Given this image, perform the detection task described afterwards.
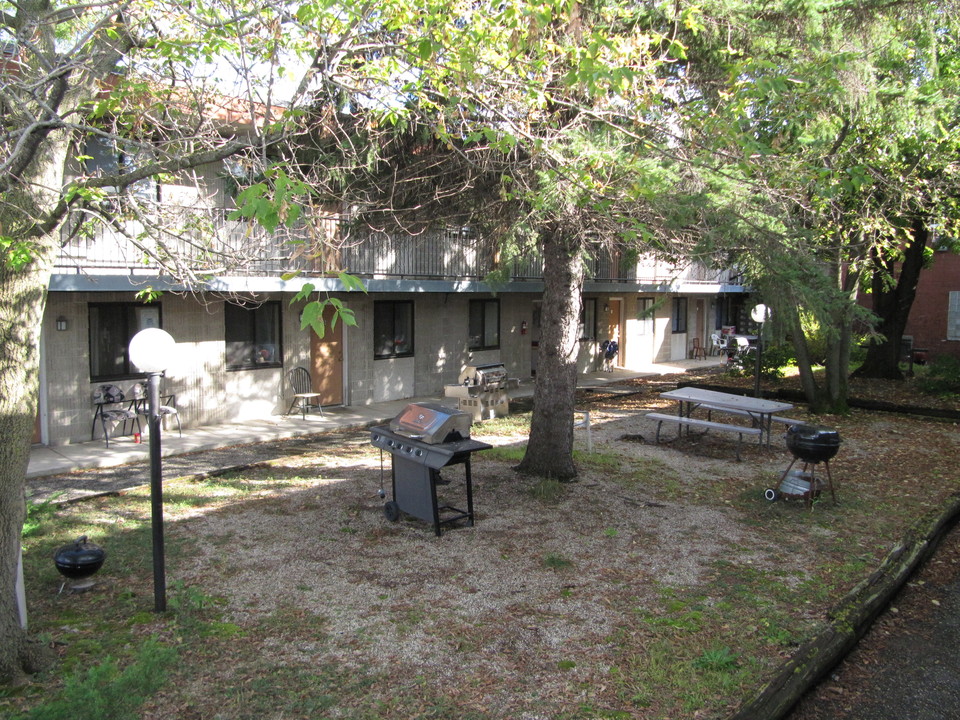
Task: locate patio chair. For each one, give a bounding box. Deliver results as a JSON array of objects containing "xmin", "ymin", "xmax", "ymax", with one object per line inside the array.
[
  {"xmin": 132, "ymin": 382, "xmax": 182, "ymax": 438},
  {"xmin": 286, "ymin": 367, "xmax": 324, "ymax": 419},
  {"xmin": 709, "ymin": 333, "xmax": 726, "ymax": 356},
  {"xmin": 734, "ymin": 336, "xmax": 755, "ymax": 358},
  {"xmin": 690, "ymin": 337, "xmax": 706, "ymax": 360},
  {"xmin": 91, "ymin": 384, "xmax": 140, "ymax": 448}
]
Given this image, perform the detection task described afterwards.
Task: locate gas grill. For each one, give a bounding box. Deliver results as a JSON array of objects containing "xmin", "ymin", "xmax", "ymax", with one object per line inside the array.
[
  {"xmin": 444, "ymin": 362, "xmax": 511, "ymax": 422},
  {"xmin": 371, "ymin": 402, "xmax": 492, "ymax": 536}
]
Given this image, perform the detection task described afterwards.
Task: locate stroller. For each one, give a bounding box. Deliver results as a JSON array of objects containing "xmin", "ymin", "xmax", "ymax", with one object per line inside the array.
[{"xmin": 600, "ymin": 339, "xmax": 619, "ymax": 372}]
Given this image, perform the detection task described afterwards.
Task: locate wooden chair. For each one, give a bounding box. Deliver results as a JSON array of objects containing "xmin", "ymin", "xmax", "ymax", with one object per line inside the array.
[
  {"xmin": 690, "ymin": 337, "xmax": 706, "ymax": 360},
  {"xmin": 286, "ymin": 367, "xmax": 324, "ymax": 419}
]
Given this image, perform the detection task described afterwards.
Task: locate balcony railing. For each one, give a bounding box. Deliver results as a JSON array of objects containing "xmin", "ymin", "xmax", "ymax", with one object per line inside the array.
[{"xmin": 55, "ymin": 206, "xmax": 739, "ymax": 286}]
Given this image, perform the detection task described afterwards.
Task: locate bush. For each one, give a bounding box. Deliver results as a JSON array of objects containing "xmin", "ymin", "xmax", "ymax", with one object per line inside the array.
[
  {"xmin": 16, "ymin": 639, "xmax": 177, "ymax": 720},
  {"xmin": 916, "ymin": 355, "xmax": 960, "ymax": 396},
  {"xmin": 726, "ymin": 342, "xmax": 794, "ymax": 380}
]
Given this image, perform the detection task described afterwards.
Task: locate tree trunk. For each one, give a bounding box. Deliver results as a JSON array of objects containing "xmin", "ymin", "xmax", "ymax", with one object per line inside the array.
[
  {"xmin": 785, "ymin": 304, "xmax": 830, "ymax": 412},
  {"xmin": 515, "ymin": 228, "xmax": 586, "ymax": 481},
  {"xmin": 0, "ymin": 257, "xmax": 57, "ymax": 684},
  {"xmin": 853, "ymin": 218, "xmax": 929, "ymax": 380}
]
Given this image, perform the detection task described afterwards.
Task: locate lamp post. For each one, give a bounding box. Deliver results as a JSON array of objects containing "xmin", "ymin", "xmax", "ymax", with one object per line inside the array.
[
  {"xmin": 128, "ymin": 328, "xmax": 176, "ymax": 612},
  {"xmin": 750, "ymin": 304, "xmax": 771, "ymax": 398}
]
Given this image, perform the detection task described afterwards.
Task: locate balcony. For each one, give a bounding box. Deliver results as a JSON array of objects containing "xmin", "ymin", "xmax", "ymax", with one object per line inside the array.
[{"xmin": 55, "ymin": 206, "xmax": 740, "ymax": 287}]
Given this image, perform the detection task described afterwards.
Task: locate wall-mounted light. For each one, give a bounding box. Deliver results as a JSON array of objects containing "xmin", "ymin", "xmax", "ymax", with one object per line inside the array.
[
  {"xmin": 55, "ymin": 316, "xmax": 68, "ymax": 331},
  {"xmin": 603, "ymin": 304, "xmax": 610, "ymax": 313}
]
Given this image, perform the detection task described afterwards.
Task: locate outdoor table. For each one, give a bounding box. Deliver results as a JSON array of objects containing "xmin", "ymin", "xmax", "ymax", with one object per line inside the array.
[{"xmin": 659, "ymin": 387, "xmax": 794, "ymax": 447}]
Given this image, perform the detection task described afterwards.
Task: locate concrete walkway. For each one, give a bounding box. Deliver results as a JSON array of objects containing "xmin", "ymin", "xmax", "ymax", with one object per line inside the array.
[{"xmin": 28, "ymin": 358, "xmax": 720, "ymax": 484}]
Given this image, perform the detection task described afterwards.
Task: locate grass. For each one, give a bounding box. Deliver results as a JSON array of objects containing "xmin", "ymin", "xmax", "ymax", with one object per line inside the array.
[{"xmin": 11, "ymin": 380, "xmax": 959, "ymax": 720}]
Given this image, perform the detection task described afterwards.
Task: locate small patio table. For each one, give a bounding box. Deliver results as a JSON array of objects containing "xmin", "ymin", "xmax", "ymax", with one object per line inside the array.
[{"xmin": 659, "ymin": 387, "xmax": 794, "ymax": 447}]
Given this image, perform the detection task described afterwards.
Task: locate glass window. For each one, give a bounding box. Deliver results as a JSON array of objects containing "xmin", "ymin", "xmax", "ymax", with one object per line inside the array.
[
  {"xmin": 88, "ymin": 303, "xmax": 162, "ymax": 381},
  {"xmin": 469, "ymin": 299, "xmax": 500, "ymax": 350},
  {"xmin": 949, "ymin": 292, "xmax": 960, "ymax": 341},
  {"xmin": 637, "ymin": 297, "xmax": 654, "ymax": 335},
  {"xmin": 672, "ymin": 297, "xmax": 688, "ymax": 334},
  {"xmin": 225, "ymin": 302, "xmax": 282, "ymax": 370},
  {"xmin": 374, "ymin": 301, "xmax": 414, "ymax": 359},
  {"xmin": 579, "ymin": 298, "xmax": 597, "ymax": 340}
]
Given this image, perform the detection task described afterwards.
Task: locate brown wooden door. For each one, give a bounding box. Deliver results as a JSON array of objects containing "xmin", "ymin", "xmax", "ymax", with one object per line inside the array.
[
  {"xmin": 309, "ymin": 305, "xmax": 344, "ymax": 407},
  {"xmin": 605, "ymin": 299, "xmax": 622, "ymax": 365}
]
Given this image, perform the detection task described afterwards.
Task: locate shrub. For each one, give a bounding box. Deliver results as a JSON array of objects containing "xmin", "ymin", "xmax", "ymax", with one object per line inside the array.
[
  {"xmin": 726, "ymin": 342, "xmax": 794, "ymax": 380},
  {"xmin": 916, "ymin": 355, "xmax": 960, "ymax": 396},
  {"xmin": 15, "ymin": 639, "xmax": 177, "ymax": 720}
]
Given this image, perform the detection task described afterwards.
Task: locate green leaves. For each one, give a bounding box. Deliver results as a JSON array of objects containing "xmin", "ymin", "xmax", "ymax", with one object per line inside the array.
[
  {"xmin": 0, "ymin": 236, "xmax": 37, "ymax": 271},
  {"xmin": 290, "ymin": 275, "xmax": 366, "ymax": 337},
  {"xmin": 228, "ymin": 168, "xmax": 309, "ymax": 232}
]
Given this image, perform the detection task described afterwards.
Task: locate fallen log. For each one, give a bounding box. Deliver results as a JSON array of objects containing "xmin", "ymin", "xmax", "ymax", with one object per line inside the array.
[{"xmin": 728, "ymin": 492, "xmax": 960, "ymax": 720}]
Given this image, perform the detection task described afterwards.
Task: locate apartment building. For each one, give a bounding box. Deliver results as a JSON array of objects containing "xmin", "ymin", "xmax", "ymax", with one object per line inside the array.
[{"xmin": 37, "ymin": 156, "xmax": 749, "ymax": 447}]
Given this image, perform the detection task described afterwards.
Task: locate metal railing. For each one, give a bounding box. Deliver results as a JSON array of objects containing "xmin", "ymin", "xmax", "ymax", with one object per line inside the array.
[{"xmin": 55, "ymin": 206, "xmax": 737, "ymax": 285}]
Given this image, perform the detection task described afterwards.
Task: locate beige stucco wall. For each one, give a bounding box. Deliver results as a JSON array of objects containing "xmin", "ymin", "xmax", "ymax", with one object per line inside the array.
[
  {"xmin": 39, "ymin": 288, "xmax": 716, "ymax": 446},
  {"xmin": 41, "ymin": 292, "xmax": 313, "ymax": 446}
]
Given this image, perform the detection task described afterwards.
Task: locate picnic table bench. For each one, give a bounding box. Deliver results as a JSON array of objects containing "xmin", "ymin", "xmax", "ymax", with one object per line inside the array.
[
  {"xmin": 698, "ymin": 404, "xmax": 802, "ymax": 429},
  {"xmin": 645, "ymin": 412, "xmax": 763, "ymax": 461}
]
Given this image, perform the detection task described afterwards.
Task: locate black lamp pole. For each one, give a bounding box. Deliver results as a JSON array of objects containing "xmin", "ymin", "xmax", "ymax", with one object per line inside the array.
[
  {"xmin": 146, "ymin": 371, "xmax": 166, "ymax": 612},
  {"xmin": 750, "ymin": 303, "xmax": 770, "ymax": 399},
  {"xmin": 754, "ymin": 324, "xmax": 764, "ymax": 398}
]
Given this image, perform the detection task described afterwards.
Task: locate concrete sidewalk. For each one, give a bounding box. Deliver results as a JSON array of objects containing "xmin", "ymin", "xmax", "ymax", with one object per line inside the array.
[{"xmin": 27, "ymin": 358, "xmax": 719, "ymax": 484}]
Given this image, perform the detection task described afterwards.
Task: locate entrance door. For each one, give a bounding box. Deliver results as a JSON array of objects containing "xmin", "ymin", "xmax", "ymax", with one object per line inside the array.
[
  {"xmin": 605, "ymin": 299, "xmax": 623, "ymax": 366},
  {"xmin": 695, "ymin": 300, "xmax": 705, "ymax": 353},
  {"xmin": 309, "ymin": 305, "xmax": 344, "ymax": 407}
]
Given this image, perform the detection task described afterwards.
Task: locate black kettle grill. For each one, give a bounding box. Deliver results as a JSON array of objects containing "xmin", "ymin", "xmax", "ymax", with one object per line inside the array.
[
  {"xmin": 766, "ymin": 424, "xmax": 841, "ymax": 507},
  {"xmin": 785, "ymin": 424, "xmax": 841, "ymax": 464},
  {"xmin": 54, "ymin": 535, "xmax": 106, "ymax": 592}
]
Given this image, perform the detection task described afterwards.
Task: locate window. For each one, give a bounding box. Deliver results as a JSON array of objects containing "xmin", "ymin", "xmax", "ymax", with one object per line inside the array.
[
  {"xmin": 637, "ymin": 297, "xmax": 655, "ymax": 335},
  {"xmin": 579, "ymin": 298, "xmax": 597, "ymax": 340},
  {"xmin": 949, "ymin": 292, "xmax": 960, "ymax": 341},
  {"xmin": 88, "ymin": 303, "xmax": 162, "ymax": 381},
  {"xmin": 225, "ymin": 302, "xmax": 282, "ymax": 370},
  {"xmin": 469, "ymin": 299, "xmax": 500, "ymax": 350},
  {"xmin": 672, "ymin": 297, "xmax": 688, "ymax": 333},
  {"xmin": 83, "ymin": 136, "xmax": 158, "ymax": 202},
  {"xmin": 374, "ymin": 301, "xmax": 414, "ymax": 359}
]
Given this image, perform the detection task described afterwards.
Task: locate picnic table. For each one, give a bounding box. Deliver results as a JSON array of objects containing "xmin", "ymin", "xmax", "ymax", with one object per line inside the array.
[
  {"xmin": 656, "ymin": 387, "xmax": 795, "ymax": 448},
  {"xmin": 660, "ymin": 387, "xmax": 796, "ymax": 445}
]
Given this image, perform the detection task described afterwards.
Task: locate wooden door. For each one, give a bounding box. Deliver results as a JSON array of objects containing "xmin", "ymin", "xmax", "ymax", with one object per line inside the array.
[
  {"xmin": 605, "ymin": 299, "xmax": 622, "ymax": 366},
  {"xmin": 309, "ymin": 305, "xmax": 344, "ymax": 407}
]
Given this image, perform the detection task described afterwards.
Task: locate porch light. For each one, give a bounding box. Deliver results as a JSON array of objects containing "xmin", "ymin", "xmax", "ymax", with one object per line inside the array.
[
  {"xmin": 55, "ymin": 316, "xmax": 68, "ymax": 331},
  {"xmin": 128, "ymin": 327, "xmax": 176, "ymax": 612}
]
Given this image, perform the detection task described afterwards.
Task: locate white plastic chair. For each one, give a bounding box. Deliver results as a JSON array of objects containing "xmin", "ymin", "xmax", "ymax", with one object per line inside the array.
[{"xmin": 710, "ymin": 333, "xmax": 726, "ymax": 356}]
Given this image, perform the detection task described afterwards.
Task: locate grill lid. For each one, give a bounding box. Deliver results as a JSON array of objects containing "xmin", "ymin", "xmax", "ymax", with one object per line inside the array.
[
  {"xmin": 389, "ymin": 402, "xmax": 472, "ymax": 444},
  {"xmin": 458, "ymin": 363, "xmax": 507, "ymax": 388},
  {"xmin": 54, "ymin": 535, "xmax": 106, "ymax": 580},
  {"xmin": 786, "ymin": 424, "xmax": 841, "ymax": 463}
]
